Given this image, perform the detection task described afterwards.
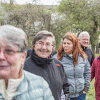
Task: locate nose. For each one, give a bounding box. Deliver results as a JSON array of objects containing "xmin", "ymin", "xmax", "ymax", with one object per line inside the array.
[
  {"xmin": 84, "ymin": 39, "xmax": 89, "ymax": 42},
  {"xmin": 0, "ymin": 51, "xmax": 6, "ymax": 60},
  {"xmin": 42, "ymin": 44, "xmax": 47, "ymax": 49},
  {"xmin": 64, "ymin": 43, "xmax": 68, "ymax": 46},
  {"xmin": 86, "ymin": 40, "xmax": 89, "ymax": 43}
]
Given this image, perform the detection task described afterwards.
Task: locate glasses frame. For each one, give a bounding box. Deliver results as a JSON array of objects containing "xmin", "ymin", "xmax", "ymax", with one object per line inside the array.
[{"xmin": 35, "ymin": 41, "xmax": 53, "ymax": 48}]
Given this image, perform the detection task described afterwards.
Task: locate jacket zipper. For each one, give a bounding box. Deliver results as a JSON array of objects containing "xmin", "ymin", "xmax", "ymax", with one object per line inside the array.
[{"xmin": 74, "ymin": 66, "xmax": 77, "ymax": 93}]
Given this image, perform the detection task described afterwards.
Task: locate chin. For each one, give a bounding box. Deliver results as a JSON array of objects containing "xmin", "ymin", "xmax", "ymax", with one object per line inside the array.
[
  {"xmin": 64, "ymin": 50, "xmax": 68, "ymax": 52},
  {"xmin": 0, "ymin": 72, "xmax": 10, "ymax": 78},
  {"xmin": 41, "ymin": 56, "xmax": 48, "ymax": 58},
  {"xmin": 84, "ymin": 45, "xmax": 88, "ymax": 47}
]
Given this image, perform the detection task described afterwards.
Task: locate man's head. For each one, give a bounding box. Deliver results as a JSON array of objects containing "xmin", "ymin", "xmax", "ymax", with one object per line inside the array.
[
  {"xmin": 32, "ymin": 31, "xmax": 55, "ymax": 58},
  {"xmin": 79, "ymin": 31, "xmax": 90, "ymax": 47}
]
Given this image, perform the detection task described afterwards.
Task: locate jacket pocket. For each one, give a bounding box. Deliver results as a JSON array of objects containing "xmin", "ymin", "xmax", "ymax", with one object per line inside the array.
[{"xmin": 76, "ymin": 79, "xmax": 84, "ymax": 93}]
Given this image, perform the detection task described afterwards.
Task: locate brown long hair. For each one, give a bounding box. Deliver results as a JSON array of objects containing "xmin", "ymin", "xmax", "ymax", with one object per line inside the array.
[{"xmin": 57, "ymin": 32, "xmax": 86, "ymax": 66}]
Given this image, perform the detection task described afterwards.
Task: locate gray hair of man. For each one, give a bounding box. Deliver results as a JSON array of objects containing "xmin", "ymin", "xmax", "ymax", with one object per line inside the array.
[
  {"xmin": 32, "ymin": 30, "xmax": 56, "ymax": 52},
  {"xmin": 78, "ymin": 31, "xmax": 90, "ymax": 40},
  {"xmin": 0, "ymin": 25, "xmax": 28, "ymax": 52}
]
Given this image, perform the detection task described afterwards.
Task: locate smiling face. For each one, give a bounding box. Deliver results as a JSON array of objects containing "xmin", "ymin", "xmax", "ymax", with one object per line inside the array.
[
  {"xmin": 63, "ymin": 38, "xmax": 73, "ymax": 53},
  {"xmin": 34, "ymin": 36, "xmax": 53, "ymax": 58},
  {"xmin": 0, "ymin": 39, "xmax": 27, "ymax": 79},
  {"xmin": 79, "ymin": 35, "xmax": 89, "ymax": 47}
]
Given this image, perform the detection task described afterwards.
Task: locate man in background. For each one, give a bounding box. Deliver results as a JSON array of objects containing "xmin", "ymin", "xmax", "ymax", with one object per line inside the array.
[{"xmin": 79, "ymin": 31, "xmax": 95, "ymax": 66}]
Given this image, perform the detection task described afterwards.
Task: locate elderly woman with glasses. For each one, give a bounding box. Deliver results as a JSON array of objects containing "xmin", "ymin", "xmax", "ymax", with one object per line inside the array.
[
  {"xmin": 24, "ymin": 31, "xmax": 70, "ymax": 100},
  {"xmin": 0, "ymin": 25, "xmax": 54, "ymax": 100}
]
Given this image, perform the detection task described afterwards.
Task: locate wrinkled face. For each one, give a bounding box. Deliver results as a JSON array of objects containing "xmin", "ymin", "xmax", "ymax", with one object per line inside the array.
[
  {"xmin": 0, "ymin": 39, "xmax": 27, "ymax": 79},
  {"xmin": 79, "ymin": 35, "xmax": 89, "ymax": 47},
  {"xmin": 34, "ymin": 36, "xmax": 53, "ymax": 58},
  {"xmin": 63, "ymin": 38, "xmax": 73, "ymax": 53}
]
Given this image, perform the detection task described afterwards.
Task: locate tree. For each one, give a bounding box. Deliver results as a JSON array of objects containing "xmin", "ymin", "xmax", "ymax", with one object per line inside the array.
[
  {"xmin": 10, "ymin": 0, "xmax": 14, "ymax": 5},
  {"xmin": 58, "ymin": 0, "xmax": 100, "ymax": 53},
  {"xmin": 2, "ymin": 3, "xmax": 56, "ymax": 48}
]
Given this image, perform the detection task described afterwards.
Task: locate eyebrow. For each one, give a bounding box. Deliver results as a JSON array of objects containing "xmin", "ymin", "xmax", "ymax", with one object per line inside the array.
[
  {"xmin": 6, "ymin": 45, "xmax": 13, "ymax": 48},
  {"xmin": 38, "ymin": 40, "xmax": 43, "ymax": 42},
  {"xmin": 38, "ymin": 40, "xmax": 52, "ymax": 43},
  {"xmin": 5, "ymin": 45, "xmax": 17, "ymax": 50}
]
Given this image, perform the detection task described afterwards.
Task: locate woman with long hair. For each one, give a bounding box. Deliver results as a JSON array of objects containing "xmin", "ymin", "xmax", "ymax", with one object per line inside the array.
[{"xmin": 54, "ymin": 32, "xmax": 91, "ymax": 100}]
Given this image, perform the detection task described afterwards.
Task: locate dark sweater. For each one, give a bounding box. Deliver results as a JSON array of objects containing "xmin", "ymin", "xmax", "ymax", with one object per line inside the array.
[{"xmin": 81, "ymin": 45, "xmax": 95, "ymax": 66}]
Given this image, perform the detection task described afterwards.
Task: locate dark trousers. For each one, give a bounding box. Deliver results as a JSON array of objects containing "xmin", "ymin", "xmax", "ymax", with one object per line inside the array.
[{"xmin": 70, "ymin": 93, "xmax": 86, "ymax": 100}]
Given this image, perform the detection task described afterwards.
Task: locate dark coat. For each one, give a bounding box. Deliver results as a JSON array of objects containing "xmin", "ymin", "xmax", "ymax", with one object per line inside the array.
[
  {"xmin": 24, "ymin": 50, "xmax": 70, "ymax": 100},
  {"xmin": 91, "ymin": 56, "xmax": 100, "ymax": 100},
  {"xmin": 51, "ymin": 50, "xmax": 57, "ymax": 56},
  {"xmin": 81, "ymin": 45, "xmax": 95, "ymax": 66},
  {"xmin": 26, "ymin": 48, "xmax": 32, "ymax": 58}
]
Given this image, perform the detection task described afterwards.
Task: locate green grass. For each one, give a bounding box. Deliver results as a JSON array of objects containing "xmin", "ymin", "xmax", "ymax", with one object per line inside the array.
[
  {"xmin": 86, "ymin": 79, "xmax": 95, "ymax": 100},
  {"xmin": 95, "ymin": 54, "xmax": 99, "ymax": 57},
  {"xmin": 86, "ymin": 54, "xmax": 99, "ymax": 100}
]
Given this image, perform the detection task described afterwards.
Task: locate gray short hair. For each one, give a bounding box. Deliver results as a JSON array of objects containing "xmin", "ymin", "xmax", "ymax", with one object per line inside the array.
[
  {"xmin": 32, "ymin": 30, "xmax": 55, "ymax": 52},
  {"xmin": 0, "ymin": 25, "xmax": 28, "ymax": 52},
  {"xmin": 78, "ymin": 31, "xmax": 90, "ymax": 39}
]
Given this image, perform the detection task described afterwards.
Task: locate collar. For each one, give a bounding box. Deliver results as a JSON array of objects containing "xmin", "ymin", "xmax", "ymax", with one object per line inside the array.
[
  {"xmin": 0, "ymin": 71, "xmax": 24, "ymax": 99},
  {"xmin": 63, "ymin": 52, "xmax": 73, "ymax": 58},
  {"xmin": 68, "ymin": 53, "xmax": 73, "ymax": 58},
  {"xmin": 81, "ymin": 45, "xmax": 87, "ymax": 50},
  {"xmin": 31, "ymin": 50, "xmax": 53, "ymax": 68}
]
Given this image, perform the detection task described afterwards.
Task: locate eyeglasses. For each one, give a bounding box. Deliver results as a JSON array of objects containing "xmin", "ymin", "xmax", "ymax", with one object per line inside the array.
[
  {"xmin": 82, "ymin": 39, "xmax": 89, "ymax": 41},
  {"xmin": 0, "ymin": 49, "xmax": 22, "ymax": 56},
  {"xmin": 35, "ymin": 41, "xmax": 53, "ymax": 48}
]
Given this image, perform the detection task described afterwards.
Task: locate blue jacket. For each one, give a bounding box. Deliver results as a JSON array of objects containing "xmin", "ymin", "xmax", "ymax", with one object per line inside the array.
[
  {"xmin": 0, "ymin": 71, "xmax": 55, "ymax": 100},
  {"xmin": 54, "ymin": 54, "xmax": 91, "ymax": 98}
]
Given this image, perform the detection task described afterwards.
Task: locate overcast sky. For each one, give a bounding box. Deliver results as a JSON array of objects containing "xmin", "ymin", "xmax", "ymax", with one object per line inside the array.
[{"xmin": 14, "ymin": 0, "xmax": 61, "ymax": 5}]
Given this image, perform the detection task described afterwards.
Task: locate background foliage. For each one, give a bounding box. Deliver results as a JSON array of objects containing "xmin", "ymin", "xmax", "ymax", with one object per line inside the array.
[
  {"xmin": 87, "ymin": 78, "xmax": 95, "ymax": 100},
  {"xmin": 0, "ymin": 0, "xmax": 100, "ymax": 52},
  {"xmin": 57, "ymin": 0, "xmax": 100, "ymax": 53}
]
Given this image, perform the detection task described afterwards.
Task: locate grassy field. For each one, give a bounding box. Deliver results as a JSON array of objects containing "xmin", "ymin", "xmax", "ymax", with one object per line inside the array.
[
  {"xmin": 86, "ymin": 79, "xmax": 95, "ymax": 100},
  {"xmin": 86, "ymin": 54, "xmax": 99, "ymax": 100}
]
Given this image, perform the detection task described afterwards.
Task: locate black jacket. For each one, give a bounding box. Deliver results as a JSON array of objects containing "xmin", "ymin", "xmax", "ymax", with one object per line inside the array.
[
  {"xmin": 24, "ymin": 50, "xmax": 70, "ymax": 100},
  {"xmin": 26, "ymin": 48, "xmax": 32, "ymax": 58},
  {"xmin": 81, "ymin": 45, "xmax": 95, "ymax": 66},
  {"xmin": 51, "ymin": 50, "xmax": 57, "ymax": 56}
]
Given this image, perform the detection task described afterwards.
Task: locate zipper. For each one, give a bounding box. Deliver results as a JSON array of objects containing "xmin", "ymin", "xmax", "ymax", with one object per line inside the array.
[{"xmin": 74, "ymin": 66, "xmax": 77, "ymax": 93}]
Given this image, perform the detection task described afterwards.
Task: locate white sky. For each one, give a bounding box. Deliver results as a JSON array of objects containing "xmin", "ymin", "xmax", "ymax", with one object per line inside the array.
[{"xmin": 14, "ymin": 0, "xmax": 61, "ymax": 5}]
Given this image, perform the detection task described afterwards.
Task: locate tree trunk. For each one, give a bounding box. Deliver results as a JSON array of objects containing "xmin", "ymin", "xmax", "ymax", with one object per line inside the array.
[
  {"xmin": 96, "ymin": 45, "xmax": 99, "ymax": 54},
  {"xmin": 91, "ymin": 45, "xmax": 95, "ymax": 54},
  {"xmin": 10, "ymin": 0, "xmax": 13, "ymax": 5}
]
